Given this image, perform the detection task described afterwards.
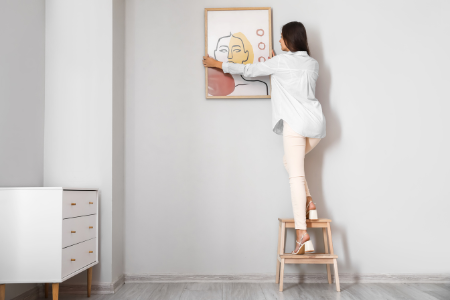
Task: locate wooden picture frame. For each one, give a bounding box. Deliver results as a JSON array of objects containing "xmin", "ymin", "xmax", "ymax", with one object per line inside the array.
[{"xmin": 204, "ymin": 7, "xmax": 273, "ymax": 99}]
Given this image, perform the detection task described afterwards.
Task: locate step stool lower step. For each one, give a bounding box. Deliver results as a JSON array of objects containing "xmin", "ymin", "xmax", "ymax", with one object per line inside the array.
[{"xmin": 278, "ymin": 253, "xmax": 338, "ymax": 264}]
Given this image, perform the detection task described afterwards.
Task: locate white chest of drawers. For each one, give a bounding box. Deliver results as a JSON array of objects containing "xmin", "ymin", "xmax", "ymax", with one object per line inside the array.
[{"xmin": 0, "ymin": 187, "xmax": 99, "ymax": 300}]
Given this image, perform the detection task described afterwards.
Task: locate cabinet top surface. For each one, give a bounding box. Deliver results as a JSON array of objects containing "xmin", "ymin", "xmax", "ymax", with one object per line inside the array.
[{"xmin": 0, "ymin": 187, "xmax": 99, "ymax": 191}]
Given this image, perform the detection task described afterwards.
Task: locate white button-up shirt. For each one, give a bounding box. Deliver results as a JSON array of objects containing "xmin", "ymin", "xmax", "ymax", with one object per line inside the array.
[{"xmin": 222, "ymin": 51, "xmax": 326, "ymax": 138}]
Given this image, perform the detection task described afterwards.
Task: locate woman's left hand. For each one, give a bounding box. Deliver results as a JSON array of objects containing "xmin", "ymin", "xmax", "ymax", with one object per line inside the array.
[{"xmin": 203, "ymin": 54, "xmax": 220, "ymax": 68}]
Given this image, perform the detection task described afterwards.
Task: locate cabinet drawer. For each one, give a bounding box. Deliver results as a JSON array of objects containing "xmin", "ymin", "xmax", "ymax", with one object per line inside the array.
[
  {"xmin": 62, "ymin": 215, "xmax": 97, "ymax": 248},
  {"xmin": 62, "ymin": 238, "xmax": 96, "ymax": 278},
  {"xmin": 63, "ymin": 190, "xmax": 97, "ymax": 218}
]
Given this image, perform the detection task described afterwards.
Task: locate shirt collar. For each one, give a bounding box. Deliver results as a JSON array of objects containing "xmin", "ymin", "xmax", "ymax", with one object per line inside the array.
[{"xmin": 286, "ymin": 50, "xmax": 308, "ymax": 56}]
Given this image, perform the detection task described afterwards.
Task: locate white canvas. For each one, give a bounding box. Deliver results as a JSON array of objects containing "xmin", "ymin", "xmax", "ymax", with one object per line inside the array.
[{"xmin": 206, "ymin": 9, "xmax": 272, "ymax": 97}]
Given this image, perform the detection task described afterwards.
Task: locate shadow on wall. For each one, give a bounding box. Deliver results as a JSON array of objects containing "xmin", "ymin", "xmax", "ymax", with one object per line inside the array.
[{"xmin": 302, "ymin": 28, "xmax": 356, "ymax": 275}]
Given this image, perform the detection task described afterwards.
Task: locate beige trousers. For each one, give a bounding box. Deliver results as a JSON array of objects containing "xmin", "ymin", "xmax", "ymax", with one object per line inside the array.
[{"xmin": 282, "ymin": 120, "xmax": 322, "ymax": 230}]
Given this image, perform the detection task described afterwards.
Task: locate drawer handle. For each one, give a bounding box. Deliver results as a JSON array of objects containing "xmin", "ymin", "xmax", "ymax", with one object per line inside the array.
[
  {"xmin": 71, "ymin": 231, "xmax": 76, "ymax": 233},
  {"xmin": 71, "ymin": 259, "xmax": 76, "ymax": 261},
  {"xmin": 71, "ymin": 203, "xmax": 76, "ymax": 206},
  {"xmin": 89, "ymin": 251, "xmax": 93, "ymax": 253},
  {"xmin": 89, "ymin": 202, "xmax": 94, "ymax": 204},
  {"xmin": 89, "ymin": 226, "xmax": 93, "ymax": 229}
]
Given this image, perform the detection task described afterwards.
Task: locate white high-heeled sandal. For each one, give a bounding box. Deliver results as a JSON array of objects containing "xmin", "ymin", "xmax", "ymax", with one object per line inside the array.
[
  {"xmin": 291, "ymin": 233, "xmax": 315, "ymax": 255},
  {"xmin": 306, "ymin": 198, "xmax": 318, "ymax": 220}
]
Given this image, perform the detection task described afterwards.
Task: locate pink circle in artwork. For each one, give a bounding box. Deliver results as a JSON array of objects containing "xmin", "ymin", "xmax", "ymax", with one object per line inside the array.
[
  {"xmin": 258, "ymin": 42, "xmax": 265, "ymax": 50},
  {"xmin": 256, "ymin": 29, "xmax": 264, "ymax": 36},
  {"xmin": 258, "ymin": 56, "xmax": 266, "ymax": 62},
  {"xmin": 208, "ymin": 67, "xmax": 235, "ymax": 96}
]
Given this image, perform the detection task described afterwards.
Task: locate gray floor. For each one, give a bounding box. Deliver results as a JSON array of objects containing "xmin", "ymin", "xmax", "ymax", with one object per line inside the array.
[{"xmin": 40, "ymin": 282, "xmax": 450, "ymax": 300}]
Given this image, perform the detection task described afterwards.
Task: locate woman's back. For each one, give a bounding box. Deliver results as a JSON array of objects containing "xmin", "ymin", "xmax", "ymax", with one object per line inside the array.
[
  {"xmin": 273, "ymin": 51, "xmax": 320, "ymax": 103},
  {"xmin": 268, "ymin": 51, "xmax": 325, "ymax": 138}
]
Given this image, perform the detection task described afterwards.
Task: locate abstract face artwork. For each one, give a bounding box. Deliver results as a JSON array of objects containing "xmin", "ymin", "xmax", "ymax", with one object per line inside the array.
[
  {"xmin": 214, "ymin": 33, "xmax": 252, "ymax": 65},
  {"xmin": 205, "ymin": 8, "xmax": 272, "ymax": 98}
]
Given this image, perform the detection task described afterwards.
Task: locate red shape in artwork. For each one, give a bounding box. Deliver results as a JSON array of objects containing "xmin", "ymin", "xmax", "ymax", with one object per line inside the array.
[{"xmin": 208, "ymin": 67, "xmax": 235, "ymax": 96}]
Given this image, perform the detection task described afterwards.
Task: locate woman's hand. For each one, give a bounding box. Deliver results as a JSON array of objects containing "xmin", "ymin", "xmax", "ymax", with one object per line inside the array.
[
  {"xmin": 270, "ymin": 49, "xmax": 276, "ymax": 58},
  {"xmin": 203, "ymin": 54, "xmax": 222, "ymax": 69}
]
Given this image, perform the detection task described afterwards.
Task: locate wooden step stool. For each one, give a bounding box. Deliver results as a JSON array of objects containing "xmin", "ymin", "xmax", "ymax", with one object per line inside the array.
[{"xmin": 276, "ymin": 218, "xmax": 340, "ymax": 292}]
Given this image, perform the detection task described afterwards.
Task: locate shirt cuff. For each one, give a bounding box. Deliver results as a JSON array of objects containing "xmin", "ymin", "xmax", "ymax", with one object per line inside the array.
[{"xmin": 222, "ymin": 62, "xmax": 230, "ymax": 73}]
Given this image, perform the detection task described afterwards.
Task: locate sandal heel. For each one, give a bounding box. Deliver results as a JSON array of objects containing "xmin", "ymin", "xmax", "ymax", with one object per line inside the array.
[
  {"xmin": 304, "ymin": 240, "xmax": 314, "ymax": 253},
  {"xmin": 308, "ymin": 210, "xmax": 318, "ymax": 220}
]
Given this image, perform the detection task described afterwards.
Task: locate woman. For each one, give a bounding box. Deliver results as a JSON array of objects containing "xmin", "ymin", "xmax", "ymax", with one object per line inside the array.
[{"xmin": 202, "ymin": 21, "xmax": 326, "ymax": 255}]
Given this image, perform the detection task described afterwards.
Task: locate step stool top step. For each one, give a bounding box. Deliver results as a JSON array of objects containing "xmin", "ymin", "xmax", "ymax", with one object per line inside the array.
[
  {"xmin": 279, "ymin": 253, "xmax": 338, "ymax": 259},
  {"xmin": 278, "ymin": 218, "xmax": 331, "ymax": 223}
]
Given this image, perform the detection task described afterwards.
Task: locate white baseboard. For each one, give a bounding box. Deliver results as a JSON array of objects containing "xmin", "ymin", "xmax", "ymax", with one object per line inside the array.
[
  {"xmin": 124, "ymin": 273, "xmax": 450, "ymax": 284},
  {"xmin": 13, "ymin": 272, "xmax": 449, "ymax": 299},
  {"xmin": 113, "ymin": 274, "xmax": 125, "ymax": 293}
]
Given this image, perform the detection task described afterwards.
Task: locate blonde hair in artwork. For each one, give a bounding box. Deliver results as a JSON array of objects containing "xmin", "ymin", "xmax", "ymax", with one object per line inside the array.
[{"xmin": 230, "ymin": 32, "xmax": 254, "ymax": 64}]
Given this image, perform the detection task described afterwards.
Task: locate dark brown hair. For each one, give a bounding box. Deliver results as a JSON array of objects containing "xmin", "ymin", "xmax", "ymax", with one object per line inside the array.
[{"xmin": 281, "ymin": 21, "xmax": 310, "ymax": 55}]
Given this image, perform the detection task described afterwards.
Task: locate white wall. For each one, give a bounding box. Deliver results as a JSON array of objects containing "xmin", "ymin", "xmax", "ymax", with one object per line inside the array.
[
  {"xmin": 0, "ymin": 0, "xmax": 45, "ymax": 298},
  {"xmin": 45, "ymin": 0, "xmax": 124, "ymax": 285},
  {"xmin": 0, "ymin": 0, "xmax": 45, "ymax": 187},
  {"xmin": 124, "ymin": 0, "xmax": 450, "ymax": 276}
]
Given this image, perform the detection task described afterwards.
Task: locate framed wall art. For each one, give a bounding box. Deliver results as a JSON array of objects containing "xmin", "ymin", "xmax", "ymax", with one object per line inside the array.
[{"xmin": 205, "ymin": 7, "xmax": 273, "ymax": 99}]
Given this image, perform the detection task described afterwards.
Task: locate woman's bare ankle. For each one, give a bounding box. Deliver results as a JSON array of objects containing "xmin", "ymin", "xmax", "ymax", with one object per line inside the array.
[
  {"xmin": 294, "ymin": 229, "xmax": 309, "ymax": 252},
  {"xmin": 296, "ymin": 229, "xmax": 309, "ymax": 242},
  {"xmin": 306, "ymin": 196, "xmax": 316, "ymax": 210}
]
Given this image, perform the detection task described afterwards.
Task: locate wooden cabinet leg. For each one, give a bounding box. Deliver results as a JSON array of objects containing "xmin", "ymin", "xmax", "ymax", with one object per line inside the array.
[
  {"xmin": 333, "ymin": 259, "xmax": 340, "ymax": 292},
  {"xmin": 45, "ymin": 283, "xmax": 49, "ymax": 298},
  {"xmin": 52, "ymin": 283, "xmax": 59, "ymax": 300},
  {"xmin": 87, "ymin": 267, "xmax": 93, "ymax": 297},
  {"xmin": 0, "ymin": 284, "xmax": 5, "ymax": 300},
  {"xmin": 278, "ymin": 258, "xmax": 285, "ymax": 292}
]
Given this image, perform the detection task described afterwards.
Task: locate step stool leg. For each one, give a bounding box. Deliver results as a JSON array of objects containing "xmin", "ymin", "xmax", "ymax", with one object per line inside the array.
[
  {"xmin": 279, "ymin": 258, "xmax": 285, "ymax": 292},
  {"xmin": 327, "ymin": 223, "xmax": 335, "ymax": 254},
  {"xmin": 275, "ymin": 256, "xmax": 280, "ymax": 284},
  {"xmin": 276, "ymin": 221, "xmax": 282, "ymax": 283},
  {"xmin": 333, "ymin": 259, "xmax": 340, "ymax": 292},
  {"xmin": 280, "ymin": 221, "xmax": 286, "ymax": 254},
  {"xmin": 322, "ymin": 228, "xmax": 332, "ymax": 284},
  {"xmin": 326, "ymin": 264, "xmax": 332, "ymax": 284}
]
